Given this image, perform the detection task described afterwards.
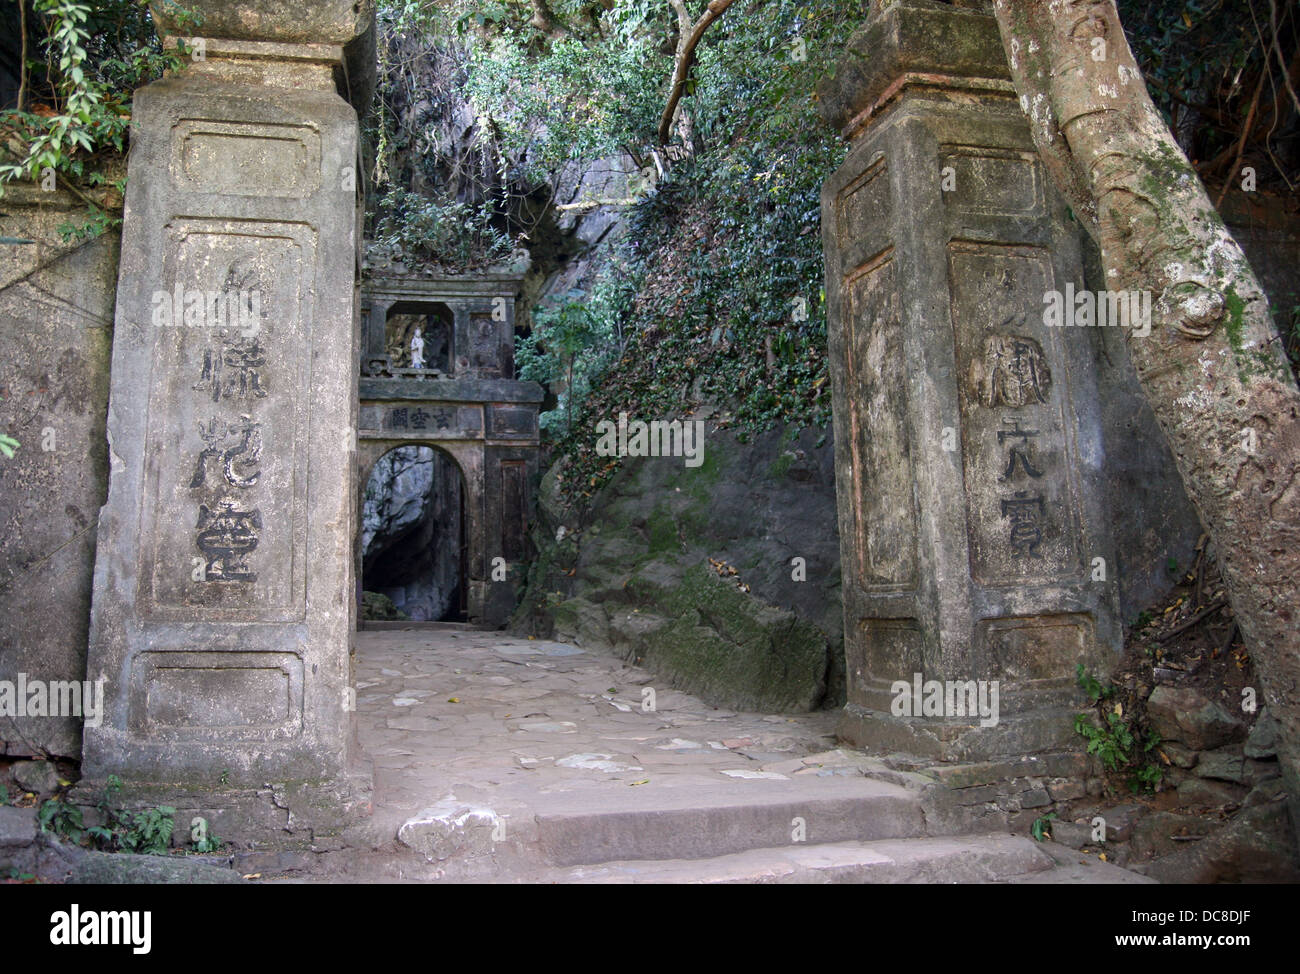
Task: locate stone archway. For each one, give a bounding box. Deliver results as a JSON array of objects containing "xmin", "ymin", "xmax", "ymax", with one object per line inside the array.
[
  {"xmin": 359, "ymin": 443, "xmax": 472, "ymax": 622},
  {"xmin": 357, "ymin": 437, "xmax": 485, "ymax": 623}
]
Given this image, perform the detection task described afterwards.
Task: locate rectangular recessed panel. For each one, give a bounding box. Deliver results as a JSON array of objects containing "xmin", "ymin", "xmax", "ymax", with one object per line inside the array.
[
  {"xmin": 844, "ymin": 254, "xmax": 916, "ymax": 589},
  {"xmin": 947, "ymin": 242, "xmax": 1081, "ymax": 586},
  {"xmin": 173, "ymin": 120, "xmax": 320, "ymax": 198},
  {"xmin": 836, "ymin": 156, "xmax": 891, "ymax": 271},
  {"xmin": 140, "ymin": 220, "xmax": 313, "ymax": 620},
  {"xmin": 489, "ymin": 406, "xmax": 536, "ymax": 437},
  {"xmin": 979, "ymin": 614, "xmax": 1091, "ymax": 684},
  {"xmin": 941, "ymin": 146, "xmax": 1043, "ymax": 218},
  {"xmin": 131, "ymin": 651, "xmax": 303, "ymax": 741}
]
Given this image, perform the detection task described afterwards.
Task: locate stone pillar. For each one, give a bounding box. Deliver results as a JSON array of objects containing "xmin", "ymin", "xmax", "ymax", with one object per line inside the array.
[
  {"xmin": 818, "ymin": 0, "xmax": 1121, "ymax": 762},
  {"xmin": 80, "ymin": 0, "xmax": 373, "ymax": 834}
]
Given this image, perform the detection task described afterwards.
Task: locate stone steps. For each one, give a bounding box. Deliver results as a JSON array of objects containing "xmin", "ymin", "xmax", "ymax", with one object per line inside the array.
[
  {"xmin": 549, "ymin": 834, "xmax": 1055, "ymax": 884},
  {"xmin": 529, "ymin": 775, "xmax": 926, "ymax": 867}
]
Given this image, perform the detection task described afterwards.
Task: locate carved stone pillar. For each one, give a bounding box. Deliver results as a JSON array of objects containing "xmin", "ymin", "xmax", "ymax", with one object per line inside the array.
[
  {"xmin": 818, "ymin": 0, "xmax": 1121, "ymax": 762},
  {"xmin": 80, "ymin": 0, "xmax": 373, "ymax": 836}
]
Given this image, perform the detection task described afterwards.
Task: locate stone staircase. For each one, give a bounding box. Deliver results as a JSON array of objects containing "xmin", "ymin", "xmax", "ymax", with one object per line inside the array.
[{"xmin": 385, "ymin": 768, "xmax": 1152, "ymax": 884}]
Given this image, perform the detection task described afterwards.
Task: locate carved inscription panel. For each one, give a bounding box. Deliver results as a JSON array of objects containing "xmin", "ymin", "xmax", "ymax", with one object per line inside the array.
[
  {"xmin": 141, "ymin": 219, "xmax": 315, "ymax": 619},
  {"xmin": 948, "ymin": 243, "xmax": 1081, "ymax": 586}
]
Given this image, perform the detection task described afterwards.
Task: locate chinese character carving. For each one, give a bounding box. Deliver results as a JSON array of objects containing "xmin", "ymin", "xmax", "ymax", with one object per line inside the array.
[
  {"xmin": 972, "ymin": 334, "xmax": 1051, "ymax": 408},
  {"xmin": 999, "ymin": 490, "xmax": 1045, "ymax": 558},
  {"xmin": 190, "ymin": 415, "xmax": 263, "ymax": 489},
  {"xmin": 195, "ymin": 500, "xmax": 262, "ymax": 581},
  {"xmin": 997, "ymin": 418, "xmax": 1043, "ymax": 481},
  {"xmin": 195, "ymin": 331, "xmax": 268, "ymax": 402}
]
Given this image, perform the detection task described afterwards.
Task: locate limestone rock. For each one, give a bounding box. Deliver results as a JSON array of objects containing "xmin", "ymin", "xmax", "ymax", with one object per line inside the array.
[
  {"xmin": 1145, "ymin": 686, "xmax": 1246, "ymax": 751},
  {"xmin": 1144, "ymin": 800, "xmax": 1300, "ymax": 884},
  {"xmin": 1176, "ymin": 777, "xmax": 1243, "ymax": 809},
  {"xmin": 12, "ymin": 760, "xmax": 59, "ymax": 795},
  {"xmin": 1244, "ymin": 708, "xmax": 1279, "ymax": 759},
  {"xmin": 0, "ymin": 805, "xmax": 37, "ymax": 848},
  {"xmin": 397, "ymin": 797, "xmax": 502, "ymax": 863},
  {"xmin": 1131, "ymin": 812, "xmax": 1213, "ymax": 860}
]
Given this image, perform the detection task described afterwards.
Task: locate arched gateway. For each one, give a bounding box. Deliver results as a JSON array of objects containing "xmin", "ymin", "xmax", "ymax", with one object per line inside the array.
[{"xmin": 357, "ymin": 272, "xmax": 543, "ymax": 626}]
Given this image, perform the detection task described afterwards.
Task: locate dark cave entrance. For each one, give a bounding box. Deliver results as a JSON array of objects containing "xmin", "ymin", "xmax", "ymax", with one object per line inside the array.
[{"xmin": 361, "ymin": 445, "xmax": 467, "ymax": 622}]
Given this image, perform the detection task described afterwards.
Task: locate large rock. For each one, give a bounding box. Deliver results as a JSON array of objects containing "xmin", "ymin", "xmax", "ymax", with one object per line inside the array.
[
  {"xmin": 0, "ymin": 805, "xmax": 36, "ymax": 848},
  {"xmin": 12, "ymin": 761, "xmax": 59, "ymax": 795},
  {"xmin": 1144, "ymin": 800, "xmax": 1300, "ymax": 884},
  {"xmin": 1146, "ymin": 686, "xmax": 1247, "ymax": 751},
  {"xmin": 0, "ymin": 187, "xmax": 116, "ymax": 760},
  {"xmin": 538, "ymin": 423, "xmax": 842, "ymax": 713},
  {"xmin": 1245, "ymin": 708, "xmax": 1280, "ymax": 759}
]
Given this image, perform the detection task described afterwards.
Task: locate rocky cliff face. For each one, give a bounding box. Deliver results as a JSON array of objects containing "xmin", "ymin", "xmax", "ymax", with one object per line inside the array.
[
  {"xmin": 362, "ymin": 447, "xmax": 464, "ymax": 621},
  {"xmin": 514, "ymin": 420, "xmax": 846, "ymax": 713}
]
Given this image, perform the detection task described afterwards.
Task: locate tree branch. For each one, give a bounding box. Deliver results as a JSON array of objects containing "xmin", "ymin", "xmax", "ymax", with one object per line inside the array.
[{"xmin": 657, "ymin": 0, "xmax": 736, "ymax": 145}]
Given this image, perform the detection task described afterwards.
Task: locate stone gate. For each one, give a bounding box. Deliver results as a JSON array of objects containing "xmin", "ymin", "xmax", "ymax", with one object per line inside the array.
[{"xmin": 357, "ymin": 272, "xmax": 543, "ymax": 626}]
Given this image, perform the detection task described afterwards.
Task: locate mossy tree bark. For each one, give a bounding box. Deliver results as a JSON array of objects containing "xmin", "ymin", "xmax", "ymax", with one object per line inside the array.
[{"xmin": 992, "ymin": 0, "xmax": 1300, "ymax": 832}]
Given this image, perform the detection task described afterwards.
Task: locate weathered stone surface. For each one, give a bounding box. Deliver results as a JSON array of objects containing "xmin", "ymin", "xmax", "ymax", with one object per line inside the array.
[
  {"xmin": 80, "ymin": 18, "xmax": 366, "ymax": 827},
  {"xmin": 150, "ymin": 0, "xmax": 373, "ymax": 45},
  {"xmin": 0, "ymin": 805, "xmax": 37, "ymax": 848},
  {"xmin": 1177, "ymin": 777, "xmax": 1244, "ymax": 808},
  {"xmin": 1146, "ymin": 686, "xmax": 1247, "ymax": 751},
  {"xmin": 397, "ymin": 797, "xmax": 502, "ymax": 863},
  {"xmin": 531, "ymin": 422, "xmax": 844, "ymax": 712},
  {"xmin": 12, "ymin": 760, "xmax": 59, "ymax": 795},
  {"xmin": 1048, "ymin": 821, "xmax": 1096, "ymax": 850},
  {"xmin": 1245, "ymin": 708, "xmax": 1280, "ymax": 759},
  {"xmin": 70, "ymin": 851, "xmax": 246, "ymax": 884},
  {"xmin": 821, "ymin": 0, "xmax": 1120, "ymax": 763},
  {"xmin": 1195, "ymin": 747, "xmax": 1279, "ymax": 786},
  {"xmin": 0, "ymin": 187, "xmax": 116, "ymax": 759},
  {"xmin": 1131, "ymin": 811, "xmax": 1214, "ymax": 860},
  {"xmin": 1096, "ymin": 804, "xmax": 1145, "ymax": 843},
  {"xmin": 1144, "ymin": 800, "xmax": 1300, "ymax": 884},
  {"xmin": 633, "ymin": 563, "xmax": 830, "ymax": 714}
]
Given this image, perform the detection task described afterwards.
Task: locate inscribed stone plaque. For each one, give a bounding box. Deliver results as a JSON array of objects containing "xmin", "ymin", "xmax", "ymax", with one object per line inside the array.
[
  {"xmin": 947, "ymin": 242, "xmax": 1081, "ymax": 586},
  {"xmin": 140, "ymin": 219, "xmax": 314, "ymax": 620},
  {"xmin": 940, "ymin": 146, "xmax": 1043, "ymax": 218}
]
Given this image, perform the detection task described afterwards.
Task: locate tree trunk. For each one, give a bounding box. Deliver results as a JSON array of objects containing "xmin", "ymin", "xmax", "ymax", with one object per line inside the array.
[{"xmin": 991, "ymin": 0, "xmax": 1300, "ymax": 833}]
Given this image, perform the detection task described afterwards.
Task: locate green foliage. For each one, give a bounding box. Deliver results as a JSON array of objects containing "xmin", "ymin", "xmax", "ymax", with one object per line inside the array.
[
  {"xmin": 0, "ymin": 435, "xmax": 17, "ymax": 459},
  {"xmin": 1075, "ymin": 662, "xmax": 1114, "ymax": 703},
  {"xmin": 1074, "ymin": 669, "xmax": 1164, "ymax": 794},
  {"xmin": 1030, "ymin": 812, "xmax": 1057, "ymax": 842},
  {"xmin": 37, "ymin": 797, "xmax": 84, "ymax": 841},
  {"xmin": 0, "ymin": 0, "xmax": 197, "ymax": 238},
  {"xmin": 372, "ymin": 188, "xmax": 518, "ymax": 268},
  {"xmin": 517, "ymin": 276, "xmax": 633, "ymax": 435},
  {"xmin": 0, "ymin": 783, "xmax": 8, "ymax": 805}
]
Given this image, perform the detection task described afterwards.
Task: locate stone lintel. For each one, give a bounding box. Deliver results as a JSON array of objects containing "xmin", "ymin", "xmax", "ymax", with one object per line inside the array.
[{"xmin": 359, "ymin": 378, "xmax": 545, "ymax": 405}]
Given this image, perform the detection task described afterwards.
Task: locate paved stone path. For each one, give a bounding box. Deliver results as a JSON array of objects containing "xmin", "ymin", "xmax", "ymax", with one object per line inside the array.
[
  {"xmin": 300, "ymin": 625, "xmax": 1154, "ymax": 883},
  {"xmin": 354, "ymin": 625, "xmax": 841, "ymax": 843}
]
